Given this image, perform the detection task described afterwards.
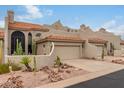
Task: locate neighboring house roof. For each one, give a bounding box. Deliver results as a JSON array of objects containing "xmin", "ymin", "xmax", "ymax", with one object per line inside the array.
[
  {"xmin": 37, "ymin": 35, "xmax": 85, "ymax": 43},
  {"xmin": 0, "ymin": 29, "xmax": 4, "ymax": 39},
  {"xmin": 120, "ymin": 40, "xmax": 124, "ymax": 45},
  {"xmin": 88, "ymin": 38, "xmax": 108, "ymax": 44},
  {"xmin": 8, "ymin": 21, "xmax": 49, "ymax": 32}
]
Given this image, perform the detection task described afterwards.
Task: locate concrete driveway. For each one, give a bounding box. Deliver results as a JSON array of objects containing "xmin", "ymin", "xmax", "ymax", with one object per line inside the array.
[
  {"xmin": 62, "ymin": 59, "xmax": 124, "ymax": 72},
  {"xmin": 40, "ymin": 58, "xmax": 124, "ymax": 88}
]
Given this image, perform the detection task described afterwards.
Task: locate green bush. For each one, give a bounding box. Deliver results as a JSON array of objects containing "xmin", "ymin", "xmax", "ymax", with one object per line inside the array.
[
  {"xmin": 0, "ymin": 64, "xmax": 9, "ymax": 74},
  {"xmin": 0, "ymin": 63, "xmax": 21, "ymax": 75},
  {"xmin": 54, "ymin": 56, "xmax": 62, "ymax": 67}
]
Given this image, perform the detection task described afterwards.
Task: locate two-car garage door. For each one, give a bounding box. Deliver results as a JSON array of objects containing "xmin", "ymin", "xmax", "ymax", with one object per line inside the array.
[
  {"xmin": 97, "ymin": 46, "xmax": 103, "ymax": 57},
  {"xmin": 55, "ymin": 45, "xmax": 80, "ymax": 60}
]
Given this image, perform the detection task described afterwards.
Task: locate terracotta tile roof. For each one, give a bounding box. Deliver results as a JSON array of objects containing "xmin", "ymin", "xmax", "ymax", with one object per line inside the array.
[
  {"xmin": 37, "ymin": 35, "xmax": 85, "ymax": 43},
  {"xmin": 88, "ymin": 38, "xmax": 108, "ymax": 44},
  {"xmin": 120, "ymin": 40, "xmax": 124, "ymax": 45},
  {"xmin": 8, "ymin": 21, "xmax": 49, "ymax": 32},
  {"xmin": 0, "ymin": 29, "xmax": 4, "ymax": 39}
]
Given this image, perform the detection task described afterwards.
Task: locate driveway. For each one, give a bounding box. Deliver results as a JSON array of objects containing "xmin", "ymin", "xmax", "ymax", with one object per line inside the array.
[
  {"xmin": 40, "ymin": 59, "xmax": 124, "ymax": 88},
  {"xmin": 62, "ymin": 59, "xmax": 124, "ymax": 72},
  {"xmin": 63, "ymin": 59, "xmax": 124, "ymax": 88}
]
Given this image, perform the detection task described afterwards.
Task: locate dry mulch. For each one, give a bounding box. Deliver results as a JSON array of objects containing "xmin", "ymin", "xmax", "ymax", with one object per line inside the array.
[{"xmin": 0, "ymin": 64, "xmax": 89, "ymax": 88}]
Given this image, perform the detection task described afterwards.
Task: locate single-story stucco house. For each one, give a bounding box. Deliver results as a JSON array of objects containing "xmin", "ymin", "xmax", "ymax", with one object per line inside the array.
[{"xmin": 0, "ymin": 10, "xmax": 123, "ymax": 68}]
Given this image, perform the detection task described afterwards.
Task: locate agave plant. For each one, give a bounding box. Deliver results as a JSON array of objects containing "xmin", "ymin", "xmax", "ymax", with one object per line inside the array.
[{"xmin": 20, "ymin": 57, "xmax": 32, "ymax": 71}]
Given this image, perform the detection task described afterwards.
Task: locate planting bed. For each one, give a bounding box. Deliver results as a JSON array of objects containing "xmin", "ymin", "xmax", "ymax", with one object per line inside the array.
[{"xmin": 0, "ymin": 64, "xmax": 89, "ymax": 88}]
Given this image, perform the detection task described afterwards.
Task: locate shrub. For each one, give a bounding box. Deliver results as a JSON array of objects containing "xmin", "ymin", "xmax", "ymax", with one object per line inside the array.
[
  {"xmin": 20, "ymin": 56, "xmax": 32, "ymax": 71},
  {"xmin": 54, "ymin": 56, "xmax": 62, "ymax": 67},
  {"xmin": 0, "ymin": 64, "xmax": 9, "ymax": 74},
  {"xmin": 11, "ymin": 64, "xmax": 21, "ymax": 71},
  {"xmin": 0, "ymin": 63, "xmax": 21, "ymax": 75}
]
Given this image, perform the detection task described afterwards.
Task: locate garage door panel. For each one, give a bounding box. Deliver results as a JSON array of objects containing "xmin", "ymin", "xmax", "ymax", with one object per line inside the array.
[
  {"xmin": 55, "ymin": 45, "xmax": 80, "ymax": 60},
  {"xmin": 97, "ymin": 46, "xmax": 102, "ymax": 57}
]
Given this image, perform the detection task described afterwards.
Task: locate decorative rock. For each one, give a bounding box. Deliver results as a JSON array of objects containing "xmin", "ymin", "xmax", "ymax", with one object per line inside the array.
[
  {"xmin": 0, "ymin": 76, "xmax": 23, "ymax": 88},
  {"xmin": 66, "ymin": 70, "xmax": 71, "ymax": 74}
]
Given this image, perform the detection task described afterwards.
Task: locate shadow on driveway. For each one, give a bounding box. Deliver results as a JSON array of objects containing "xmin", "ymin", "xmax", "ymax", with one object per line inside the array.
[{"xmin": 67, "ymin": 69, "xmax": 124, "ymax": 88}]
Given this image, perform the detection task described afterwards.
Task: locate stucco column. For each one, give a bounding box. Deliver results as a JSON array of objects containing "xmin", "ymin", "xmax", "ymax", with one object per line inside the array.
[
  {"xmin": 4, "ymin": 17, "xmax": 8, "ymax": 63},
  {"xmin": 25, "ymin": 32, "xmax": 28, "ymax": 55},
  {"xmin": 80, "ymin": 44, "xmax": 83, "ymax": 58}
]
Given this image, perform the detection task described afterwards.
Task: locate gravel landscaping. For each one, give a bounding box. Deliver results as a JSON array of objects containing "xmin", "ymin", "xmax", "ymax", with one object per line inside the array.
[
  {"xmin": 0, "ymin": 64, "xmax": 89, "ymax": 88},
  {"xmin": 111, "ymin": 59, "xmax": 124, "ymax": 65}
]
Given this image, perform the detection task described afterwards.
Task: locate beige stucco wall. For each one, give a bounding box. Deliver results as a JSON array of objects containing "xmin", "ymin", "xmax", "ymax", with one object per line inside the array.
[
  {"xmin": 120, "ymin": 45, "xmax": 124, "ymax": 56},
  {"xmin": 6, "ymin": 42, "xmax": 56, "ymax": 69},
  {"xmin": 114, "ymin": 50, "xmax": 122, "ymax": 57},
  {"xmin": 37, "ymin": 42, "xmax": 52, "ymax": 55},
  {"xmin": 83, "ymin": 41, "xmax": 98, "ymax": 59},
  {"xmin": 79, "ymin": 26, "xmax": 121, "ymax": 55},
  {"xmin": 42, "ymin": 24, "xmax": 80, "ymax": 39}
]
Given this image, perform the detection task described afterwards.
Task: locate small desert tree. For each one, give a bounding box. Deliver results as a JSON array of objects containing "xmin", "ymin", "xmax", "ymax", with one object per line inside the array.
[{"xmin": 20, "ymin": 56, "xmax": 32, "ymax": 71}]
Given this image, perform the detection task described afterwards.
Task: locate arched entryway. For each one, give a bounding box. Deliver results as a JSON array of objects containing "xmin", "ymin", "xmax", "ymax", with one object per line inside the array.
[
  {"xmin": 28, "ymin": 32, "xmax": 32, "ymax": 54},
  {"xmin": 11, "ymin": 31, "xmax": 25, "ymax": 54}
]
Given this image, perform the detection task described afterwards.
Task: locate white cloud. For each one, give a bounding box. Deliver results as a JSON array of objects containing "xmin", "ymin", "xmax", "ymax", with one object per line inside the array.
[
  {"xmin": 16, "ymin": 5, "xmax": 43, "ymax": 20},
  {"xmin": 44, "ymin": 9, "xmax": 53, "ymax": 16},
  {"xmin": 102, "ymin": 20, "xmax": 116, "ymax": 29},
  {"xmin": 101, "ymin": 16, "xmax": 124, "ymax": 37},
  {"xmin": 0, "ymin": 20, "xmax": 4, "ymax": 28},
  {"xmin": 115, "ymin": 15, "xmax": 123, "ymax": 20}
]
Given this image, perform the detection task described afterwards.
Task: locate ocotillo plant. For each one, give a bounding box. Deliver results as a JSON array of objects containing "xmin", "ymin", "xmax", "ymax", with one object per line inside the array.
[{"xmin": 33, "ymin": 56, "xmax": 37, "ymax": 75}]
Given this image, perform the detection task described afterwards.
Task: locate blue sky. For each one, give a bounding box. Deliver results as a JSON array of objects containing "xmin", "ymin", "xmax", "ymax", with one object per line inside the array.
[{"xmin": 0, "ymin": 5, "xmax": 124, "ymax": 37}]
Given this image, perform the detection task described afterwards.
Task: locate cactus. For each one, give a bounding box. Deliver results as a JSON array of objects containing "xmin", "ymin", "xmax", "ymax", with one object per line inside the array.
[
  {"xmin": 14, "ymin": 39, "xmax": 24, "ymax": 55},
  {"xmin": 33, "ymin": 56, "xmax": 37, "ymax": 76}
]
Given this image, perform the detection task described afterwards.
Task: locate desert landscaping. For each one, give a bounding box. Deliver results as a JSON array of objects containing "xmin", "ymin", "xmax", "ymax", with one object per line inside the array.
[{"xmin": 0, "ymin": 57, "xmax": 89, "ymax": 88}]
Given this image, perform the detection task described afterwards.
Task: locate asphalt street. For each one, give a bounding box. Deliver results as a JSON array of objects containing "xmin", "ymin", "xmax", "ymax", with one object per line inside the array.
[{"xmin": 67, "ymin": 69, "xmax": 124, "ymax": 88}]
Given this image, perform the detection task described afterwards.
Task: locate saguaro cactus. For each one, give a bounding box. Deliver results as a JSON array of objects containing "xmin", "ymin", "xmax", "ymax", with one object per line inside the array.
[{"xmin": 14, "ymin": 39, "xmax": 24, "ymax": 55}]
